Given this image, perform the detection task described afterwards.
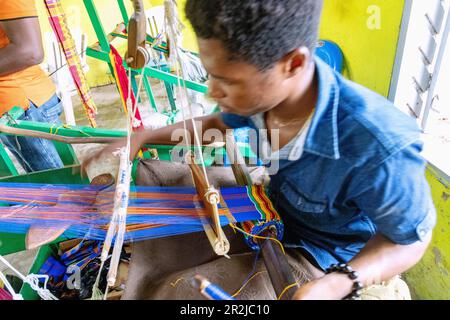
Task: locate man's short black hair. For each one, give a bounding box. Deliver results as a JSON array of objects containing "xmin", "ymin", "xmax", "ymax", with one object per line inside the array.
[{"xmin": 185, "ymin": 0, "xmax": 323, "ymax": 71}]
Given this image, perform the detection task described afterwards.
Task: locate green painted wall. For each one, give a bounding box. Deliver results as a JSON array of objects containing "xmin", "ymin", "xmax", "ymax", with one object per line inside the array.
[{"xmin": 404, "ymin": 167, "xmax": 450, "ymax": 300}]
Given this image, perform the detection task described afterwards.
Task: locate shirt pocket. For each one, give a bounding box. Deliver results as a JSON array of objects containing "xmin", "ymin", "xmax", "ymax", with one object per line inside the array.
[{"xmin": 280, "ymin": 179, "xmax": 327, "ymax": 215}]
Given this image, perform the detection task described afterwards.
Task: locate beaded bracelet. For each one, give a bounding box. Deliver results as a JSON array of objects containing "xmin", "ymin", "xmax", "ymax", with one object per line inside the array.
[{"xmin": 325, "ymin": 263, "xmax": 364, "ymax": 300}]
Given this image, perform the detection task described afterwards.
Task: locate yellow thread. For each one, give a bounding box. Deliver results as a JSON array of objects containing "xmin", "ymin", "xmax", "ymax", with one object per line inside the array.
[
  {"xmin": 229, "ymin": 223, "xmax": 286, "ymax": 255},
  {"xmin": 72, "ymin": 126, "xmax": 92, "ymax": 137},
  {"xmin": 170, "ymin": 277, "xmax": 185, "ymax": 287},
  {"xmin": 277, "ymin": 282, "xmax": 300, "ymax": 300},
  {"xmin": 56, "ymin": 123, "xmax": 93, "ymax": 138},
  {"xmin": 232, "ymin": 271, "xmax": 267, "ymax": 298},
  {"xmin": 72, "ymin": 126, "xmax": 93, "ymax": 137},
  {"xmin": 49, "ymin": 124, "xmax": 66, "ymax": 135}
]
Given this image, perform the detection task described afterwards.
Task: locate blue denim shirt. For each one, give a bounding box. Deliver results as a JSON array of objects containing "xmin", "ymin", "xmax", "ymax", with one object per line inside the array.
[{"xmin": 222, "ymin": 58, "xmax": 437, "ymax": 270}]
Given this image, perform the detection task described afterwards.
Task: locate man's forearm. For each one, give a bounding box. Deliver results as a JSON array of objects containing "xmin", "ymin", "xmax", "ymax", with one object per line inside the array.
[
  {"xmin": 329, "ymin": 233, "xmax": 432, "ymax": 296},
  {"xmin": 137, "ymin": 113, "xmax": 228, "ymax": 147}
]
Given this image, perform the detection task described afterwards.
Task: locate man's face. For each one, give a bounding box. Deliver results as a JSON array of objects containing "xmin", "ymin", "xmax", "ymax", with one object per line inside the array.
[{"xmin": 198, "ymin": 38, "xmax": 290, "ymax": 116}]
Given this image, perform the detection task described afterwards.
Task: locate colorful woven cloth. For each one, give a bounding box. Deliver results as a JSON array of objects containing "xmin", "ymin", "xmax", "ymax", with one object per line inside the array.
[
  {"xmin": 109, "ymin": 45, "xmax": 145, "ymax": 131},
  {"xmin": 241, "ymin": 185, "xmax": 283, "ymax": 250},
  {"xmin": 44, "ymin": 0, "xmax": 97, "ymax": 127},
  {"xmin": 0, "ymin": 183, "xmax": 283, "ymax": 245}
]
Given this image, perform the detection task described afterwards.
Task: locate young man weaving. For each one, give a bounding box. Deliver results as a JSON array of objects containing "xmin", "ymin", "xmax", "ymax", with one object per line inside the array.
[{"xmin": 86, "ymin": 0, "xmax": 436, "ymax": 300}]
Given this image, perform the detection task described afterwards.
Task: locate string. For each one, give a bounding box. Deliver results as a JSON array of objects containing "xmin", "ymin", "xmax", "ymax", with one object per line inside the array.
[
  {"xmin": 106, "ymin": 67, "xmax": 146, "ymax": 295},
  {"xmin": 165, "ymin": 0, "xmax": 211, "ymax": 187},
  {"xmin": 170, "ymin": 277, "xmax": 186, "ymax": 287},
  {"xmin": 0, "ymin": 270, "xmax": 23, "ymax": 300},
  {"xmin": 92, "ymin": 63, "xmax": 145, "ymax": 299},
  {"xmin": 229, "ymin": 223, "xmax": 286, "ymax": 255},
  {"xmin": 232, "ymin": 271, "xmax": 267, "ymax": 298},
  {"xmin": 0, "ymin": 254, "xmax": 58, "ymax": 300},
  {"xmin": 231, "ymin": 248, "xmax": 261, "ymax": 298},
  {"xmin": 277, "ymin": 282, "xmax": 300, "ymax": 300}
]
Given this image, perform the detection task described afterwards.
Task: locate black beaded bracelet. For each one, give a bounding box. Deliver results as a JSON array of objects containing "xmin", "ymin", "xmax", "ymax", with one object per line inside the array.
[{"xmin": 325, "ymin": 263, "xmax": 364, "ymax": 300}]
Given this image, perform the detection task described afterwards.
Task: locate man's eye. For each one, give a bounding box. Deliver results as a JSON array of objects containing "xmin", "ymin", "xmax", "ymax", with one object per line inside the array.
[{"xmin": 222, "ymin": 79, "xmax": 235, "ymax": 85}]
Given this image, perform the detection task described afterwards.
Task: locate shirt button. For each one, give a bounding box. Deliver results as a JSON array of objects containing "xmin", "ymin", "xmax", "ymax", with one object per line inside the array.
[{"xmin": 418, "ymin": 228, "xmax": 428, "ymax": 238}]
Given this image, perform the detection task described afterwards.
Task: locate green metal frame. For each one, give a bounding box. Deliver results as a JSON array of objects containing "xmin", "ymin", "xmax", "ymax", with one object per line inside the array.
[
  {"xmin": 0, "ymin": 119, "xmax": 257, "ymax": 300},
  {"xmin": 0, "ymin": 108, "xmax": 79, "ymax": 178},
  {"xmin": 0, "ymin": 144, "xmax": 18, "ymax": 177},
  {"xmin": 0, "ymin": 113, "xmax": 229, "ymax": 163},
  {"xmin": 0, "ymin": 1, "xmax": 247, "ymax": 293},
  {"xmin": 83, "ymin": 0, "xmax": 208, "ymax": 121},
  {"xmin": 0, "ymin": 1, "xmax": 249, "ymax": 300}
]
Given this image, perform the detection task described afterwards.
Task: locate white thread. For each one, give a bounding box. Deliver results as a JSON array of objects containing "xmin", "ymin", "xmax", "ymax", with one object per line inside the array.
[
  {"xmin": 93, "ymin": 63, "xmax": 147, "ymax": 299},
  {"xmin": 164, "ymin": 0, "xmax": 211, "ymax": 187},
  {"xmin": 0, "ymin": 270, "xmax": 23, "ymax": 300},
  {"xmin": 0, "ymin": 255, "xmax": 57, "ymax": 300}
]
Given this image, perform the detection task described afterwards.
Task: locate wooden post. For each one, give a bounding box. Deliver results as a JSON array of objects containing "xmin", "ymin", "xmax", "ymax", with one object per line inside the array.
[{"xmin": 227, "ymin": 133, "xmax": 297, "ymax": 300}]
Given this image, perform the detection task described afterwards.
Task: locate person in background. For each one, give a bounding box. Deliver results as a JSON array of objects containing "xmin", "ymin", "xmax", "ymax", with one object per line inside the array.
[{"xmin": 0, "ymin": 0, "xmax": 64, "ymax": 172}]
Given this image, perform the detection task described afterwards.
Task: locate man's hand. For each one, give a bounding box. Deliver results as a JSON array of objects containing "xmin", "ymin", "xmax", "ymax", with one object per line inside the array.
[
  {"xmin": 81, "ymin": 133, "xmax": 146, "ymax": 177},
  {"xmin": 292, "ymin": 232, "xmax": 433, "ymax": 300},
  {"xmin": 292, "ymin": 273, "xmax": 354, "ymax": 300},
  {"xmin": 248, "ymin": 166, "xmax": 271, "ymax": 186}
]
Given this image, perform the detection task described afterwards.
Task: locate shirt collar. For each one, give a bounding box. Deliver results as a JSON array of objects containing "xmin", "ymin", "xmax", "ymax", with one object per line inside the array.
[{"xmin": 303, "ymin": 57, "xmax": 341, "ymax": 160}]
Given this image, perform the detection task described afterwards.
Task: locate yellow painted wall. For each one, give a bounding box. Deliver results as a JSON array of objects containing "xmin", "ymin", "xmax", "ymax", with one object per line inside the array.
[
  {"xmin": 35, "ymin": 0, "xmax": 404, "ymax": 96},
  {"xmin": 178, "ymin": 0, "xmax": 406, "ymax": 98},
  {"xmin": 35, "ymin": 0, "xmax": 193, "ymax": 87},
  {"xmin": 35, "ymin": 0, "xmax": 158, "ymax": 87},
  {"xmin": 404, "ymin": 168, "xmax": 450, "ymax": 300},
  {"xmin": 319, "ymin": 0, "xmax": 405, "ymax": 97},
  {"xmin": 174, "ymin": 0, "xmax": 407, "ymax": 97}
]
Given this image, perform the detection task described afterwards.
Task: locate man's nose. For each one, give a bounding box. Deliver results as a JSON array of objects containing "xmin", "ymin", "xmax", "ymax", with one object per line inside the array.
[{"xmin": 207, "ymin": 79, "xmax": 226, "ymax": 100}]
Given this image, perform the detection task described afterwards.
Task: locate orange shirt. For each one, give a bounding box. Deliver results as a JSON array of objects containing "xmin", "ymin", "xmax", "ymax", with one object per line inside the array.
[{"xmin": 0, "ymin": 0, "xmax": 55, "ymax": 116}]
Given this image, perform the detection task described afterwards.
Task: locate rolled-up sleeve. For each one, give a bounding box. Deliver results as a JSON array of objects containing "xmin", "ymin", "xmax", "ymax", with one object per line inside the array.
[
  {"xmin": 349, "ymin": 142, "xmax": 437, "ymax": 244},
  {"xmin": 0, "ymin": 1, "xmax": 38, "ymax": 20}
]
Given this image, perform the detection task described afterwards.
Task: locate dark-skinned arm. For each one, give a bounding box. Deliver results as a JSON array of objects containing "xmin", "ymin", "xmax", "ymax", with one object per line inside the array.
[
  {"xmin": 82, "ymin": 113, "xmax": 230, "ymax": 168},
  {"xmin": 137, "ymin": 113, "xmax": 229, "ymax": 147},
  {"xmin": 293, "ymin": 232, "xmax": 432, "ymax": 300},
  {"xmin": 0, "ymin": 17, "xmax": 45, "ymax": 76}
]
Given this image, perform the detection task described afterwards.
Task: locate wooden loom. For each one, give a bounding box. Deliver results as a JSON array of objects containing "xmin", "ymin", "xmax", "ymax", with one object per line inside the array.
[
  {"xmin": 125, "ymin": 1, "xmax": 298, "ymax": 299},
  {"xmin": 0, "ymin": 0, "xmax": 298, "ymax": 300}
]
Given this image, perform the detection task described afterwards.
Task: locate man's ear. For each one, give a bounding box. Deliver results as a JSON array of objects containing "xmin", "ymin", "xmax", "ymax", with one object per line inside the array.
[{"xmin": 282, "ymin": 47, "xmax": 311, "ymax": 77}]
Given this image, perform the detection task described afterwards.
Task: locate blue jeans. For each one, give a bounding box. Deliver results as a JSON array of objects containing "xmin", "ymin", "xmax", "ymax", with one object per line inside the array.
[{"xmin": 1, "ymin": 94, "xmax": 64, "ymax": 172}]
